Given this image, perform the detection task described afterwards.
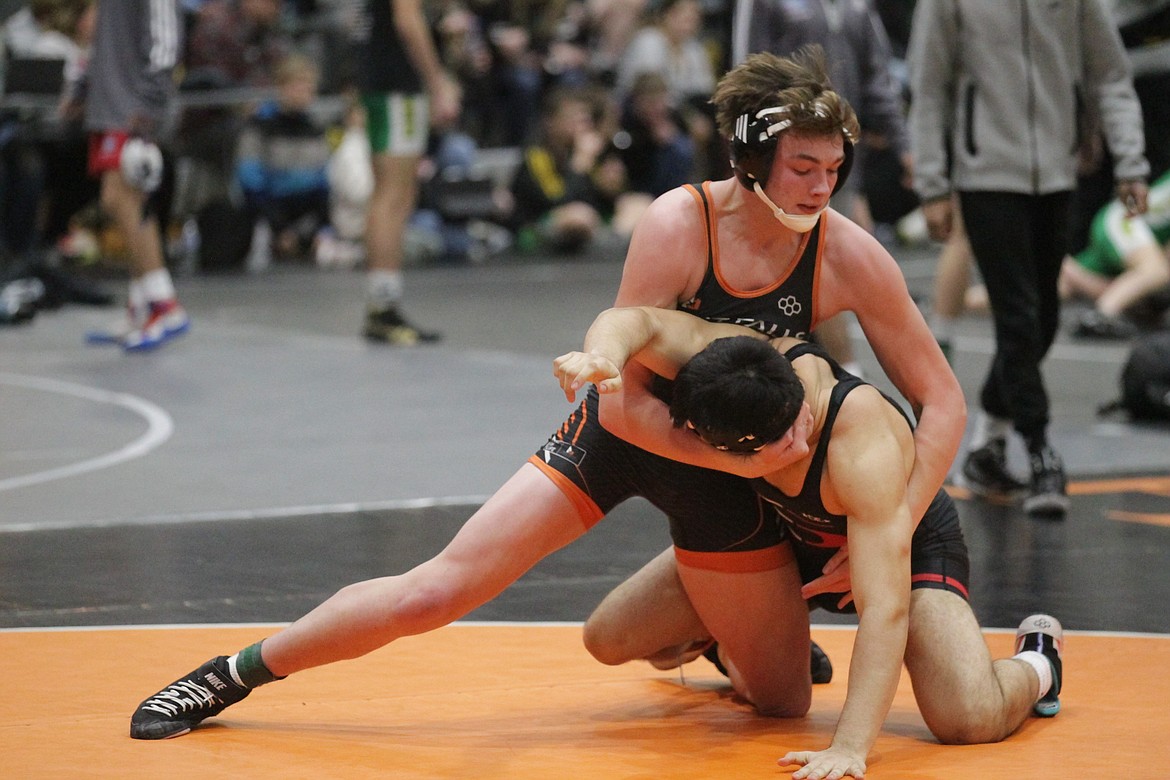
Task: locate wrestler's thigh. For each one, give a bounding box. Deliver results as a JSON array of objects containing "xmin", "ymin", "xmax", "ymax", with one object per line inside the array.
[
  {"xmin": 584, "ymin": 547, "xmax": 707, "ymax": 665},
  {"xmin": 676, "ymin": 546, "xmax": 811, "ymax": 715},
  {"xmin": 904, "ymin": 589, "xmax": 996, "ymax": 723}
]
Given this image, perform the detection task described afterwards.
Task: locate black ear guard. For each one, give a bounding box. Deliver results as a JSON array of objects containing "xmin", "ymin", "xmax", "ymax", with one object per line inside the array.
[{"xmin": 729, "ymin": 108, "xmax": 854, "ymax": 194}]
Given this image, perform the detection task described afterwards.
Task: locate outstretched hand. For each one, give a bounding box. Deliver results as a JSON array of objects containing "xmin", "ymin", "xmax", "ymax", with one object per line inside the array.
[
  {"xmin": 553, "ymin": 351, "xmax": 624, "ymax": 402},
  {"xmin": 778, "ymin": 746, "xmax": 867, "ymax": 779}
]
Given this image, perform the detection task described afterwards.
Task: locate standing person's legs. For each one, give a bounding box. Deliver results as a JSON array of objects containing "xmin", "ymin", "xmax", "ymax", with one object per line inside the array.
[
  {"xmin": 959, "ymin": 191, "xmax": 1069, "ymax": 514},
  {"xmin": 91, "ymin": 136, "xmax": 188, "ymax": 351},
  {"xmin": 954, "ymin": 191, "xmax": 1038, "ymax": 500},
  {"xmin": 361, "ymin": 92, "xmax": 440, "ymax": 344},
  {"xmin": 929, "ymin": 197, "xmax": 974, "ymax": 363},
  {"xmin": 904, "ymin": 589, "xmax": 1059, "ymax": 744},
  {"xmin": 130, "ymin": 463, "xmax": 594, "ymax": 738}
]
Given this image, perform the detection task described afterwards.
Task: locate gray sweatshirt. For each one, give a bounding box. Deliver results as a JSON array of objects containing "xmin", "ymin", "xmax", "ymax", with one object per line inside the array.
[
  {"xmin": 84, "ymin": 0, "xmax": 182, "ymax": 138},
  {"xmin": 908, "ymin": 0, "xmax": 1148, "ymax": 201}
]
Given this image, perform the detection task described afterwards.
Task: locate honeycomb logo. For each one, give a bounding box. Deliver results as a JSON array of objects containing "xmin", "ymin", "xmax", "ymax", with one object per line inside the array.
[{"xmin": 777, "ymin": 296, "xmax": 802, "ymax": 316}]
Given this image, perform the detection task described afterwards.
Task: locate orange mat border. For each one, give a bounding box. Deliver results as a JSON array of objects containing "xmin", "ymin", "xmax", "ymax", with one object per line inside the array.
[{"xmin": 2, "ymin": 624, "xmax": 1168, "ymax": 778}]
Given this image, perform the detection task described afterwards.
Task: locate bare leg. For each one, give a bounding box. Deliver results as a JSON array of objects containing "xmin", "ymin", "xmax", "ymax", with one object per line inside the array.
[
  {"xmin": 99, "ymin": 170, "xmax": 165, "ymax": 278},
  {"xmin": 260, "ymin": 464, "xmax": 589, "ymax": 676},
  {"xmin": 365, "ymin": 152, "xmax": 418, "ymax": 278},
  {"xmin": 1096, "ymin": 244, "xmax": 1170, "ymax": 317},
  {"xmin": 904, "ymin": 590, "xmax": 1039, "ymax": 744},
  {"xmin": 1058, "ymin": 256, "xmax": 1110, "ymax": 302},
  {"xmin": 676, "ymin": 546, "xmax": 811, "ymax": 717},
  {"xmin": 931, "ymin": 230, "xmax": 973, "ymax": 323},
  {"xmin": 582, "ymin": 547, "xmax": 709, "ymax": 667}
]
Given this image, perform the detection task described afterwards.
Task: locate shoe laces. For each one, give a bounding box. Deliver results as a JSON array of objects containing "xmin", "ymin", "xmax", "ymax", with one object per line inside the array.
[{"xmin": 139, "ymin": 679, "xmax": 221, "ymax": 717}]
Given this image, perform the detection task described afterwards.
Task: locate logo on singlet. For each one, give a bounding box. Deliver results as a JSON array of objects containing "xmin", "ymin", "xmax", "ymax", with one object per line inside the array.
[
  {"xmin": 776, "ymin": 295, "xmax": 802, "ymax": 316},
  {"xmin": 542, "ymin": 438, "xmax": 587, "ymax": 467},
  {"xmin": 763, "ymin": 496, "xmax": 846, "ymax": 548},
  {"xmin": 705, "ymin": 316, "xmax": 807, "ymax": 339}
]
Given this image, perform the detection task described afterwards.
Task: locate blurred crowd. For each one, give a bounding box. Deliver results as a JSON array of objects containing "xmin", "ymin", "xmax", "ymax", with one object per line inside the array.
[{"xmin": 1, "ymin": 0, "xmax": 1167, "ymax": 333}]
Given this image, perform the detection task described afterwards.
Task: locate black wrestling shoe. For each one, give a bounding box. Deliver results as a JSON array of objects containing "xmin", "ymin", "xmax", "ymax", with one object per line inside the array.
[
  {"xmin": 1023, "ymin": 446, "xmax": 1070, "ymax": 518},
  {"xmin": 363, "ymin": 305, "xmax": 442, "ymax": 345},
  {"xmin": 960, "ymin": 439, "xmax": 1028, "ymax": 501},
  {"xmin": 130, "ymin": 657, "xmax": 250, "ymax": 739},
  {"xmin": 703, "ymin": 641, "xmax": 833, "ymax": 684},
  {"xmin": 1015, "ymin": 614, "xmax": 1064, "ymax": 717}
]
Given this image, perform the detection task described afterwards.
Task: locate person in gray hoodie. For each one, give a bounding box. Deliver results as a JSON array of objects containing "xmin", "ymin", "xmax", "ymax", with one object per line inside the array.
[{"xmin": 907, "ymin": 0, "xmax": 1149, "ymax": 518}]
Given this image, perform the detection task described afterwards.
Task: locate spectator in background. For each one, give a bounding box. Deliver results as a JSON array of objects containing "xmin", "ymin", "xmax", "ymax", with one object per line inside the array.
[
  {"xmin": 1063, "ymin": 168, "xmax": 1170, "ymax": 339},
  {"xmin": 356, "ymin": 0, "xmax": 460, "ymax": 344},
  {"xmin": 908, "ymin": 0, "xmax": 1149, "ymax": 517},
  {"xmin": 613, "ymin": 72, "xmax": 695, "ymax": 206},
  {"xmin": 508, "ymin": 86, "xmax": 629, "ymax": 253},
  {"xmin": 79, "ymin": 0, "xmax": 189, "ymax": 351},
  {"xmin": 615, "ymin": 0, "xmax": 718, "ymax": 182},
  {"xmin": 235, "ymin": 53, "xmax": 333, "ymax": 271},
  {"xmin": 729, "ymin": 0, "xmax": 911, "ymax": 378},
  {"xmin": 175, "ymin": 0, "xmax": 292, "ymax": 216}
]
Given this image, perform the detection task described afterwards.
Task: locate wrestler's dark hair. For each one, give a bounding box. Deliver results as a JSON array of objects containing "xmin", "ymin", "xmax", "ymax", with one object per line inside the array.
[{"xmin": 669, "ymin": 336, "xmax": 805, "ymax": 453}]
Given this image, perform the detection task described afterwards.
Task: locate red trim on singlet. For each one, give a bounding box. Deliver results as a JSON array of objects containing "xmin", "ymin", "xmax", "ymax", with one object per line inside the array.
[
  {"xmin": 674, "ymin": 544, "xmax": 785, "ymax": 573},
  {"xmin": 910, "ymin": 572, "xmax": 970, "ymax": 599},
  {"xmin": 526, "ymin": 455, "xmax": 605, "ymax": 529}
]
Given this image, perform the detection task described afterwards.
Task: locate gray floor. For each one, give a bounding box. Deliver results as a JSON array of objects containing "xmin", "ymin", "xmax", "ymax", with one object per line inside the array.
[{"xmin": 2, "ymin": 244, "xmax": 1169, "ymax": 633}]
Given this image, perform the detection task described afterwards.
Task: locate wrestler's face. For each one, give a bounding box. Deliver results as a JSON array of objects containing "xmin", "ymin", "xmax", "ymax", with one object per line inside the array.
[
  {"xmin": 759, "ymin": 401, "xmax": 814, "ymax": 468},
  {"xmin": 689, "ymin": 400, "xmax": 813, "ymax": 469},
  {"xmin": 765, "ymin": 134, "xmax": 846, "ymax": 215}
]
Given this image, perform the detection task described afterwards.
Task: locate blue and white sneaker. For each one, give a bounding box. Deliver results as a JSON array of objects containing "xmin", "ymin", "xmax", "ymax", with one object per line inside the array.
[
  {"xmin": 1016, "ymin": 614, "xmax": 1063, "ymax": 717},
  {"xmin": 122, "ymin": 300, "xmax": 190, "ymax": 352}
]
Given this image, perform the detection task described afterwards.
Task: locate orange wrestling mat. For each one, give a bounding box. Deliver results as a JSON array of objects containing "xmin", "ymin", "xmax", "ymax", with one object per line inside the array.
[{"xmin": 2, "ymin": 623, "xmax": 1168, "ymax": 778}]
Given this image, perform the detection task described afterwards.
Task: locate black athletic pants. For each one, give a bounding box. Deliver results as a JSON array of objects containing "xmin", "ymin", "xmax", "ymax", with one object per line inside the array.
[{"xmin": 959, "ymin": 190, "xmax": 1072, "ymax": 447}]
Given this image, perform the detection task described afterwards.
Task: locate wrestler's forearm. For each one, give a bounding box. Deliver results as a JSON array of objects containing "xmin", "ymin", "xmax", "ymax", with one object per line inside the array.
[
  {"xmin": 830, "ymin": 606, "xmax": 907, "ymax": 761},
  {"xmin": 582, "ymin": 308, "xmax": 658, "ymax": 370},
  {"xmin": 907, "ymin": 406, "xmax": 964, "ymax": 524}
]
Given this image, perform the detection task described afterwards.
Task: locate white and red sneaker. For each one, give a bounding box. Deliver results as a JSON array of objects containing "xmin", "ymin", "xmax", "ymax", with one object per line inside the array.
[{"xmin": 122, "ymin": 299, "xmax": 190, "ymax": 352}]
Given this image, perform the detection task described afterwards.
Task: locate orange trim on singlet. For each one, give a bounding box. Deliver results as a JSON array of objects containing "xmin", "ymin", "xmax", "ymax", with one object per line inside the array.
[
  {"xmin": 673, "ymin": 544, "xmax": 785, "ymax": 573},
  {"xmin": 526, "ymin": 455, "xmax": 605, "ymax": 529},
  {"xmin": 697, "ymin": 181, "xmax": 811, "ymax": 299},
  {"xmin": 809, "ymin": 213, "xmax": 827, "ymax": 328},
  {"xmin": 558, "ymin": 404, "xmax": 589, "ymax": 447}
]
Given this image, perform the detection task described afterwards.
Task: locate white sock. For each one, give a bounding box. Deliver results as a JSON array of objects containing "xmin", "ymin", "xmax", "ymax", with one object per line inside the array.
[
  {"xmin": 128, "ymin": 279, "xmax": 147, "ymax": 316},
  {"xmin": 1014, "ymin": 650, "xmax": 1053, "ymax": 701},
  {"xmin": 226, "ymin": 652, "xmax": 246, "ymax": 687},
  {"xmin": 139, "ymin": 268, "xmax": 176, "ymax": 303},
  {"xmin": 367, "ymin": 270, "xmax": 403, "ymax": 308},
  {"xmin": 969, "ymin": 412, "xmax": 1013, "ymax": 450}
]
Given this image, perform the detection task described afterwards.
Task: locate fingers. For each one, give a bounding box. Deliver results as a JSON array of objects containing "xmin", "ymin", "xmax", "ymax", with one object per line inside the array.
[{"xmin": 552, "ymin": 352, "xmax": 622, "ymax": 402}]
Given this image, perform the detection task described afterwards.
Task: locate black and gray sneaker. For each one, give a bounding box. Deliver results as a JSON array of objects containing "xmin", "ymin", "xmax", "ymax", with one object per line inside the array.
[
  {"xmin": 1015, "ymin": 614, "xmax": 1063, "ymax": 717},
  {"xmin": 1023, "ymin": 446, "xmax": 1069, "ymax": 518},
  {"xmin": 363, "ymin": 305, "xmax": 442, "ymax": 345},
  {"xmin": 130, "ymin": 657, "xmax": 250, "ymax": 740},
  {"xmin": 1073, "ymin": 310, "xmax": 1136, "ymax": 340},
  {"xmin": 703, "ymin": 640, "xmax": 833, "ymax": 684},
  {"xmin": 960, "ymin": 439, "xmax": 1028, "ymax": 501}
]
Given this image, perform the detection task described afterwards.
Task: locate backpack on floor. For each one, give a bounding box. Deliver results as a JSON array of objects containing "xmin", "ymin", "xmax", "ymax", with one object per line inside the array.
[{"xmin": 1100, "ymin": 330, "xmax": 1170, "ymax": 421}]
